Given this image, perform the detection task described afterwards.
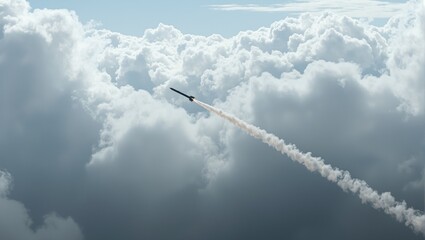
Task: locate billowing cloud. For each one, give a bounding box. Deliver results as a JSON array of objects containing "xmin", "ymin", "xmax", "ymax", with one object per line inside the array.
[
  {"xmin": 0, "ymin": 0, "xmax": 424, "ymax": 239},
  {"xmin": 0, "ymin": 171, "xmax": 83, "ymax": 240}
]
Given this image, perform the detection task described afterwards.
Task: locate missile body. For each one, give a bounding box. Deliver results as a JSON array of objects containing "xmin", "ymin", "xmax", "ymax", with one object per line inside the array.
[{"xmin": 170, "ymin": 88, "xmax": 195, "ymax": 102}]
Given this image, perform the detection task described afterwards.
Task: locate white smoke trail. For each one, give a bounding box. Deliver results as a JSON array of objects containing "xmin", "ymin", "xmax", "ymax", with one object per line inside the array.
[{"xmin": 194, "ymin": 99, "xmax": 425, "ymax": 235}]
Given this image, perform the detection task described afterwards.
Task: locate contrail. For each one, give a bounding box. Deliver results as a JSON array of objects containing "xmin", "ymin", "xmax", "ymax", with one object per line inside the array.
[{"xmin": 194, "ymin": 99, "xmax": 425, "ymax": 235}]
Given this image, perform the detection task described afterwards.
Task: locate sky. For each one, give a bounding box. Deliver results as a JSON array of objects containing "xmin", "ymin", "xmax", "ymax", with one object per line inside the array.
[
  {"xmin": 1, "ymin": 0, "xmax": 424, "ymax": 240},
  {"xmin": 28, "ymin": 0, "xmax": 409, "ymax": 36}
]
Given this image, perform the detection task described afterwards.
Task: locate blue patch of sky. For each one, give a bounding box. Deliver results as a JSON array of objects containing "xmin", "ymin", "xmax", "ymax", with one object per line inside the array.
[{"xmin": 27, "ymin": 0, "xmax": 408, "ymax": 37}]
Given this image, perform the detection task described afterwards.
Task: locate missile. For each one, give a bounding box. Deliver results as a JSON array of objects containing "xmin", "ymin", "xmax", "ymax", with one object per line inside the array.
[{"xmin": 170, "ymin": 87, "xmax": 195, "ymax": 102}]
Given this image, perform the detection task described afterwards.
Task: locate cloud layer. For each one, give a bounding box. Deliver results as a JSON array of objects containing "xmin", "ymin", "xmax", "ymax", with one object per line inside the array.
[
  {"xmin": 208, "ymin": 0, "xmax": 408, "ymax": 18},
  {"xmin": 0, "ymin": 0, "xmax": 424, "ymax": 239}
]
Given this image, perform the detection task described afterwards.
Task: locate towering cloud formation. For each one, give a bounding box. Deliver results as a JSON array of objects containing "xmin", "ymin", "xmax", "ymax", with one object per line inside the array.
[{"xmin": 0, "ymin": 0, "xmax": 424, "ymax": 239}]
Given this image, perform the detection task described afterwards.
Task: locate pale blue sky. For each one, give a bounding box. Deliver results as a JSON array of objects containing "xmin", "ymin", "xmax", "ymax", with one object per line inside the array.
[
  {"xmin": 27, "ymin": 0, "xmax": 289, "ymax": 36},
  {"xmin": 27, "ymin": 0, "xmax": 409, "ymax": 37}
]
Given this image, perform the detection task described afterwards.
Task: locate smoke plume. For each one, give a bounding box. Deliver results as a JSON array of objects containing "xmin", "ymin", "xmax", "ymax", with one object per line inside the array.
[{"xmin": 194, "ymin": 99, "xmax": 425, "ymax": 235}]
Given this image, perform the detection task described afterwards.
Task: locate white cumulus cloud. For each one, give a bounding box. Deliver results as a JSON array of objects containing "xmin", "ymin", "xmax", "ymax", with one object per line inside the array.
[{"xmin": 0, "ymin": 0, "xmax": 424, "ymax": 239}]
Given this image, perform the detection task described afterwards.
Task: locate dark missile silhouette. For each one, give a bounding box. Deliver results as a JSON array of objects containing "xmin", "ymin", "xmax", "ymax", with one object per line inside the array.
[{"xmin": 170, "ymin": 88, "xmax": 195, "ymax": 102}]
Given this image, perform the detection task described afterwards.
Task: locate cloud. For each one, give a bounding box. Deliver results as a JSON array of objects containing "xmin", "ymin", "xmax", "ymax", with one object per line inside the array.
[
  {"xmin": 209, "ymin": 0, "xmax": 408, "ymax": 18},
  {"xmin": 0, "ymin": 0, "xmax": 424, "ymax": 239},
  {"xmin": 0, "ymin": 171, "xmax": 83, "ymax": 240},
  {"xmin": 195, "ymin": 98, "xmax": 425, "ymax": 234}
]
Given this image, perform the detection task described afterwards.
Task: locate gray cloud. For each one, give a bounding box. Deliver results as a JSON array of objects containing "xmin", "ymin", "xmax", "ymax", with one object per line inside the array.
[
  {"xmin": 0, "ymin": 0, "xmax": 424, "ymax": 239},
  {"xmin": 195, "ymin": 98, "xmax": 425, "ymax": 234},
  {"xmin": 0, "ymin": 171, "xmax": 83, "ymax": 240}
]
